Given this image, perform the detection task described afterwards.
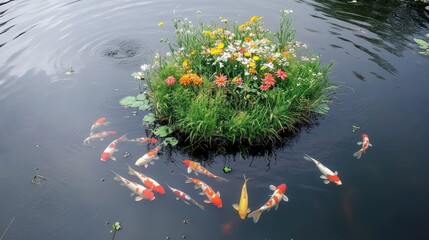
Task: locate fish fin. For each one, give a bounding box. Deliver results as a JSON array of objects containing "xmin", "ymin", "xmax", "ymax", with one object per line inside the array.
[
  {"xmin": 369, "ymin": 143, "xmax": 373, "ymax": 147},
  {"xmin": 303, "ymin": 153, "xmax": 317, "ymax": 162},
  {"xmin": 176, "ymin": 197, "xmax": 179, "ymax": 200},
  {"xmin": 150, "ymin": 161, "xmax": 155, "ymax": 165},
  {"xmin": 335, "ymin": 171, "xmax": 338, "ymax": 175},
  {"xmin": 185, "ymin": 179, "xmax": 191, "ymax": 184},
  {"xmin": 128, "ymin": 165, "xmax": 136, "ymax": 175},
  {"xmin": 357, "ymin": 141, "xmax": 363, "ymax": 145},
  {"xmin": 269, "ymin": 185, "xmax": 276, "ymax": 191},
  {"xmin": 199, "ymin": 192, "xmax": 205, "ymax": 195},
  {"xmin": 135, "ymin": 196, "xmax": 144, "ymax": 201},
  {"xmin": 248, "ymin": 209, "xmax": 263, "ymax": 223},
  {"xmin": 247, "ymin": 208, "xmax": 251, "ymax": 213},
  {"xmin": 154, "ymin": 156, "xmax": 160, "ymax": 160},
  {"xmin": 194, "ymin": 201, "xmax": 205, "ymax": 211},
  {"xmin": 275, "ymin": 204, "xmax": 279, "ymax": 211},
  {"xmin": 353, "ymin": 150, "xmax": 363, "ymax": 159},
  {"xmin": 144, "ymin": 164, "xmax": 149, "ymax": 168},
  {"xmin": 111, "ymin": 156, "xmax": 116, "ymax": 161},
  {"xmin": 113, "ymin": 176, "xmax": 121, "ymax": 182},
  {"xmin": 187, "ymin": 167, "xmax": 192, "ymax": 174},
  {"xmin": 217, "ymin": 191, "xmax": 221, "ymax": 197},
  {"xmin": 204, "ymin": 199, "xmax": 211, "ymax": 204},
  {"xmin": 320, "ymin": 175, "xmax": 328, "ymax": 179},
  {"xmin": 283, "ymin": 195, "xmax": 289, "ymax": 202},
  {"xmin": 323, "ymin": 180, "xmax": 330, "ymax": 184},
  {"xmin": 232, "ymin": 204, "xmax": 239, "ymax": 211},
  {"xmin": 194, "ymin": 185, "xmax": 201, "ymax": 189},
  {"xmin": 130, "ymin": 192, "xmax": 136, "ymax": 197},
  {"xmin": 182, "ymin": 200, "xmax": 190, "ymax": 205},
  {"xmin": 215, "ymin": 176, "xmax": 229, "ymax": 182}
]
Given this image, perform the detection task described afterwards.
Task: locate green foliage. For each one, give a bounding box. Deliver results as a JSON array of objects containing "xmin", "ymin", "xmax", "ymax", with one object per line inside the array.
[
  {"xmin": 132, "ymin": 10, "xmax": 334, "ymax": 146},
  {"xmin": 414, "ymin": 35, "xmax": 429, "ymax": 56},
  {"xmin": 143, "ymin": 113, "xmax": 156, "ymax": 125}
]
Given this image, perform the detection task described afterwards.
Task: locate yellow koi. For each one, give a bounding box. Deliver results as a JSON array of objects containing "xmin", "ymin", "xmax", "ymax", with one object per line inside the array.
[{"xmin": 232, "ymin": 174, "xmax": 251, "ymax": 219}]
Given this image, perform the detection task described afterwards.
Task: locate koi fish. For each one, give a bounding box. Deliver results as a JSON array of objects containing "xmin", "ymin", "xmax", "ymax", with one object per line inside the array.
[
  {"xmin": 83, "ymin": 131, "xmax": 116, "ymax": 145},
  {"xmin": 166, "ymin": 183, "xmax": 205, "ymax": 210},
  {"xmin": 100, "ymin": 134, "xmax": 128, "ymax": 161},
  {"xmin": 184, "ymin": 175, "xmax": 222, "ymax": 208},
  {"xmin": 135, "ymin": 145, "xmax": 162, "ymax": 167},
  {"xmin": 247, "ymin": 183, "xmax": 289, "ymax": 223},
  {"xmin": 304, "ymin": 154, "xmax": 342, "ymax": 185},
  {"xmin": 182, "ymin": 159, "xmax": 228, "ymax": 182},
  {"xmin": 90, "ymin": 117, "xmax": 110, "ymax": 134},
  {"xmin": 127, "ymin": 165, "xmax": 165, "ymax": 194},
  {"xmin": 130, "ymin": 137, "xmax": 158, "ymax": 144},
  {"xmin": 353, "ymin": 134, "xmax": 372, "ymax": 159},
  {"xmin": 232, "ymin": 174, "xmax": 251, "ymax": 219},
  {"xmin": 111, "ymin": 171, "xmax": 155, "ymax": 201}
]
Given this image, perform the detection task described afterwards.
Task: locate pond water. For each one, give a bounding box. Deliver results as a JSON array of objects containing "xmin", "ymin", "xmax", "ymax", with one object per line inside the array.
[{"xmin": 1, "ymin": 0, "xmax": 428, "ymax": 239}]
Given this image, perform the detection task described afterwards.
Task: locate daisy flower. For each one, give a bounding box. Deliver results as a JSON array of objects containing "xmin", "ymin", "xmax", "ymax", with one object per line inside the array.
[{"xmin": 214, "ymin": 74, "xmax": 228, "ymax": 87}]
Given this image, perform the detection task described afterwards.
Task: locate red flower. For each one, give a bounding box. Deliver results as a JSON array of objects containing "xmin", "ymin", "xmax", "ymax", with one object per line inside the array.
[
  {"xmin": 165, "ymin": 76, "xmax": 176, "ymax": 86},
  {"xmin": 259, "ymin": 84, "xmax": 271, "ymax": 91},
  {"xmin": 214, "ymin": 74, "xmax": 228, "ymax": 87},
  {"xmin": 275, "ymin": 69, "xmax": 287, "ymax": 80}
]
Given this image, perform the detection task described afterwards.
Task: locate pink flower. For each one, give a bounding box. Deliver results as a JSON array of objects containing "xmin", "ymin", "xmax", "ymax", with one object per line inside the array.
[
  {"xmin": 259, "ymin": 84, "xmax": 271, "ymax": 91},
  {"xmin": 262, "ymin": 73, "xmax": 275, "ymax": 87},
  {"xmin": 275, "ymin": 69, "xmax": 287, "ymax": 80},
  {"xmin": 236, "ymin": 77, "xmax": 243, "ymax": 85},
  {"xmin": 165, "ymin": 76, "xmax": 176, "ymax": 86},
  {"xmin": 214, "ymin": 73, "xmax": 228, "ymax": 87}
]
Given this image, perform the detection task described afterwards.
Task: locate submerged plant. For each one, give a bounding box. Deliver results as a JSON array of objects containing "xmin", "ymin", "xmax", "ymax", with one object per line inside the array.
[{"xmin": 128, "ymin": 10, "xmax": 334, "ymax": 146}]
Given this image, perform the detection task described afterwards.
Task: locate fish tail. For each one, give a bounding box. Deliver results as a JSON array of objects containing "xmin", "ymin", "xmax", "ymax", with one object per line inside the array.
[
  {"xmin": 192, "ymin": 199, "xmax": 205, "ymax": 211},
  {"xmin": 119, "ymin": 133, "xmax": 128, "ymax": 142},
  {"xmin": 243, "ymin": 173, "xmax": 252, "ymax": 183},
  {"xmin": 111, "ymin": 171, "xmax": 121, "ymax": 181},
  {"xmin": 247, "ymin": 209, "xmax": 263, "ymax": 223},
  {"xmin": 215, "ymin": 176, "xmax": 229, "ymax": 182},
  {"xmin": 353, "ymin": 150, "xmax": 363, "ymax": 159},
  {"xmin": 303, "ymin": 153, "xmax": 315, "ymax": 162},
  {"xmin": 182, "ymin": 174, "xmax": 192, "ymax": 183}
]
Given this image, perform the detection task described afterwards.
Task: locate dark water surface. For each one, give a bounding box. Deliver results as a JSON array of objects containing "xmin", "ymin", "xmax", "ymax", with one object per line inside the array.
[{"xmin": 1, "ymin": 0, "xmax": 428, "ymax": 239}]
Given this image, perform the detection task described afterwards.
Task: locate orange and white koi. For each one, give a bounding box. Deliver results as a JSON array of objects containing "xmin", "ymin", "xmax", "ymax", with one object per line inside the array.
[
  {"xmin": 353, "ymin": 134, "xmax": 372, "ymax": 159},
  {"xmin": 127, "ymin": 165, "xmax": 165, "ymax": 194},
  {"xmin": 111, "ymin": 171, "xmax": 155, "ymax": 201},
  {"xmin": 182, "ymin": 159, "xmax": 228, "ymax": 182},
  {"xmin": 100, "ymin": 134, "xmax": 128, "ymax": 161},
  {"xmin": 304, "ymin": 154, "xmax": 342, "ymax": 185},
  {"xmin": 135, "ymin": 145, "xmax": 162, "ymax": 167},
  {"xmin": 90, "ymin": 117, "xmax": 110, "ymax": 134},
  {"xmin": 166, "ymin": 183, "xmax": 205, "ymax": 210},
  {"xmin": 247, "ymin": 183, "xmax": 289, "ymax": 223},
  {"xmin": 184, "ymin": 175, "xmax": 222, "ymax": 208},
  {"xmin": 83, "ymin": 131, "xmax": 116, "ymax": 145},
  {"xmin": 130, "ymin": 137, "xmax": 158, "ymax": 144}
]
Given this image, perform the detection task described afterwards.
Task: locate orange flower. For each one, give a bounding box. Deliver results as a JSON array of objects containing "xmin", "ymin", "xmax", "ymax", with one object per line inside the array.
[
  {"xmin": 179, "ymin": 73, "xmax": 202, "ymax": 86},
  {"xmin": 191, "ymin": 74, "xmax": 203, "ymax": 86},
  {"xmin": 248, "ymin": 68, "xmax": 258, "ymax": 75},
  {"xmin": 214, "ymin": 74, "xmax": 228, "ymax": 87},
  {"xmin": 262, "ymin": 73, "xmax": 275, "ymax": 87}
]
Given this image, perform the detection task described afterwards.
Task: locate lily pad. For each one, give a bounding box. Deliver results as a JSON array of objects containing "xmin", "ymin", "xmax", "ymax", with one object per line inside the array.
[
  {"xmin": 153, "ymin": 126, "xmax": 173, "ymax": 137},
  {"xmin": 143, "ymin": 113, "xmax": 156, "ymax": 124},
  {"xmin": 119, "ymin": 96, "xmax": 137, "ymax": 106},
  {"xmin": 414, "ymin": 38, "xmax": 429, "ymax": 49},
  {"xmin": 163, "ymin": 137, "xmax": 178, "ymax": 146},
  {"xmin": 138, "ymin": 102, "xmax": 150, "ymax": 111},
  {"xmin": 136, "ymin": 93, "xmax": 147, "ymax": 101}
]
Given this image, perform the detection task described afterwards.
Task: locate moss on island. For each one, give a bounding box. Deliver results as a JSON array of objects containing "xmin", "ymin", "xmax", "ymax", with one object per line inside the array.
[{"xmin": 128, "ymin": 11, "xmax": 334, "ymax": 146}]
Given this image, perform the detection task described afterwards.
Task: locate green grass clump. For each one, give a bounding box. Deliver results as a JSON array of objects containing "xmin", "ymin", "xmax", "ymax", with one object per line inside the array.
[{"xmin": 138, "ymin": 10, "xmax": 334, "ymax": 146}]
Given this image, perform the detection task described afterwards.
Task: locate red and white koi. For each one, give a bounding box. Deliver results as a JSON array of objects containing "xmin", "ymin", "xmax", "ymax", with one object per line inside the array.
[
  {"xmin": 100, "ymin": 134, "xmax": 128, "ymax": 161},
  {"xmin": 182, "ymin": 159, "xmax": 228, "ymax": 182},
  {"xmin": 127, "ymin": 165, "xmax": 165, "ymax": 194},
  {"xmin": 184, "ymin": 175, "xmax": 222, "ymax": 208},
  {"xmin": 166, "ymin": 183, "xmax": 205, "ymax": 210},
  {"xmin": 90, "ymin": 117, "xmax": 110, "ymax": 134},
  {"xmin": 247, "ymin": 183, "xmax": 289, "ymax": 223},
  {"xmin": 304, "ymin": 154, "xmax": 342, "ymax": 185},
  {"xmin": 130, "ymin": 137, "xmax": 158, "ymax": 144},
  {"xmin": 83, "ymin": 131, "xmax": 116, "ymax": 145},
  {"xmin": 353, "ymin": 134, "xmax": 372, "ymax": 159},
  {"xmin": 135, "ymin": 145, "xmax": 162, "ymax": 167},
  {"xmin": 111, "ymin": 171, "xmax": 155, "ymax": 201}
]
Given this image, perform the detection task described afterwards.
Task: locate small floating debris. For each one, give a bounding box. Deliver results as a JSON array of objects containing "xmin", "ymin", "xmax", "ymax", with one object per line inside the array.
[
  {"xmin": 182, "ymin": 219, "xmax": 190, "ymax": 224},
  {"xmin": 352, "ymin": 125, "xmax": 360, "ymax": 132},
  {"xmin": 65, "ymin": 67, "xmax": 74, "ymax": 76},
  {"xmin": 223, "ymin": 167, "xmax": 232, "ymax": 173},
  {"xmin": 32, "ymin": 168, "xmax": 46, "ymax": 184},
  {"xmin": 101, "ymin": 178, "xmax": 105, "ymax": 182},
  {"xmin": 123, "ymin": 152, "xmax": 130, "ymax": 158},
  {"xmin": 182, "ymin": 235, "xmax": 186, "ymax": 239}
]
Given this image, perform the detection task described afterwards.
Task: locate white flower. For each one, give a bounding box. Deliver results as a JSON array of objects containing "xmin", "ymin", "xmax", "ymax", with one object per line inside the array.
[{"xmin": 140, "ymin": 64, "xmax": 150, "ymax": 71}]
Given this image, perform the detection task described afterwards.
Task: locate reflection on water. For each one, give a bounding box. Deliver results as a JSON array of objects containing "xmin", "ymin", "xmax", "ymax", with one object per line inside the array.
[{"xmin": 1, "ymin": 0, "xmax": 429, "ymax": 239}]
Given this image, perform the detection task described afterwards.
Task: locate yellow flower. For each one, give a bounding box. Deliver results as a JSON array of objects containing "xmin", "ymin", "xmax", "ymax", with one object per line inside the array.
[
  {"xmin": 238, "ymin": 23, "xmax": 248, "ymax": 30},
  {"xmin": 182, "ymin": 60, "xmax": 188, "ymax": 67},
  {"xmin": 217, "ymin": 43, "xmax": 225, "ymax": 49},
  {"xmin": 210, "ymin": 48, "xmax": 221, "ymax": 55},
  {"xmin": 252, "ymin": 56, "xmax": 260, "ymax": 61},
  {"xmin": 249, "ymin": 68, "xmax": 257, "ymax": 74},
  {"xmin": 260, "ymin": 66, "xmax": 267, "ymax": 71},
  {"xmin": 249, "ymin": 61, "xmax": 256, "ymax": 68},
  {"xmin": 158, "ymin": 22, "xmax": 164, "ymax": 27},
  {"xmin": 249, "ymin": 16, "xmax": 263, "ymax": 23},
  {"xmin": 216, "ymin": 28, "xmax": 223, "ymax": 33},
  {"xmin": 190, "ymin": 50, "xmax": 196, "ymax": 55},
  {"xmin": 244, "ymin": 52, "xmax": 251, "ymax": 57}
]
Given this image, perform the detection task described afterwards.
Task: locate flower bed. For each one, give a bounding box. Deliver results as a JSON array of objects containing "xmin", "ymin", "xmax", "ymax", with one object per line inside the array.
[{"xmin": 135, "ymin": 11, "xmax": 333, "ymax": 146}]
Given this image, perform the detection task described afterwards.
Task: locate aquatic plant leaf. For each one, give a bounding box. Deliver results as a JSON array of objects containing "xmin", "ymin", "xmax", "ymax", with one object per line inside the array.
[
  {"xmin": 119, "ymin": 96, "xmax": 137, "ymax": 106},
  {"xmin": 143, "ymin": 113, "xmax": 156, "ymax": 124},
  {"xmin": 136, "ymin": 93, "xmax": 147, "ymax": 101},
  {"xmin": 154, "ymin": 126, "xmax": 173, "ymax": 137},
  {"xmin": 223, "ymin": 167, "xmax": 232, "ymax": 173},
  {"xmin": 112, "ymin": 222, "xmax": 122, "ymax": 231},
  {"xmin": 138, "ymin": 102, "xmax": 150, "ymax": 111},
  {"xmin": 312, "ymin": 103, "xmax": 330, "ymax": 114},
  {"xmin": 163, "ymin": 137, "xmax": 178, "ymax": 146},
  {"xmin": 414, "ymin": 38, "xmax": 429, "ymax": 49}
]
